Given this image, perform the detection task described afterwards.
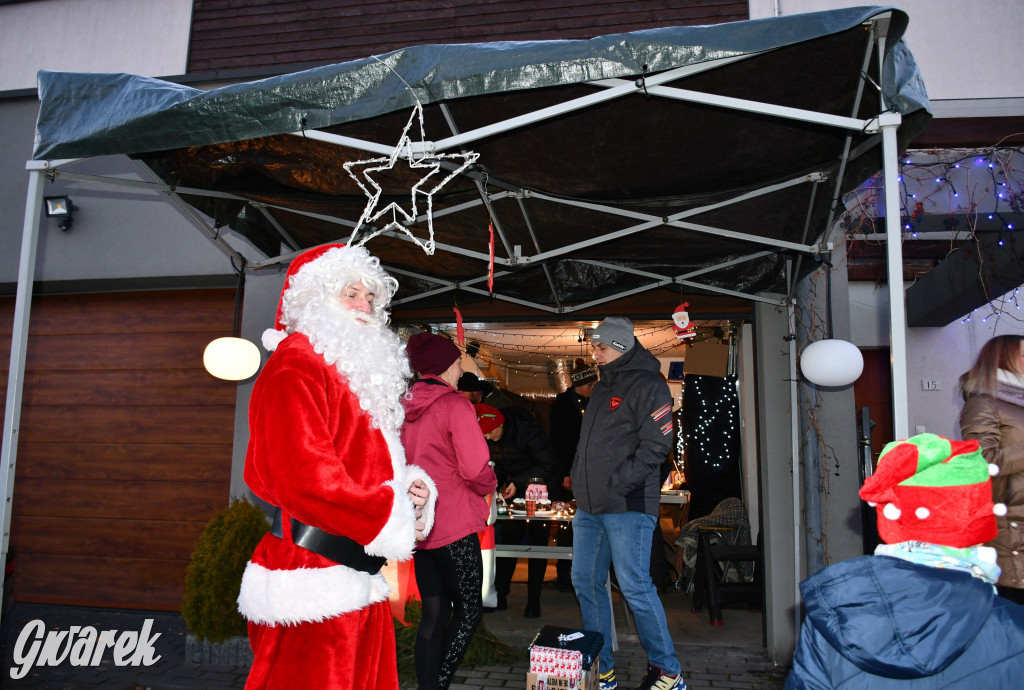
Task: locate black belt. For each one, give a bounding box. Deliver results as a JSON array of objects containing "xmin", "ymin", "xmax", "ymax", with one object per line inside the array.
[{"xmin": 270, "ymin": 507, "xmax": 387, "ymax": 575}]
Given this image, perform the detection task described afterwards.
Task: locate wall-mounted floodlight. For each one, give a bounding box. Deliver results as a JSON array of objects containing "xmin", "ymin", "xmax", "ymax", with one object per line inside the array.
[{"xmin": 44, "ymin": 195, "xmax": 77, "ymax": 231}]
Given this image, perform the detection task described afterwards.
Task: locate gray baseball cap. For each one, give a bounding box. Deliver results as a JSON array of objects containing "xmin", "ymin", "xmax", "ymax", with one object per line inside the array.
[{"xmin": 591, "ymin": 317, "xmax": 635, "ymax": 353}]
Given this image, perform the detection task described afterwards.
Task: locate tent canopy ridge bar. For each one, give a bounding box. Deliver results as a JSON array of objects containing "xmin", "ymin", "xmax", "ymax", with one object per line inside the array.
[
  {"xmin": 46, "ymin": 169, "xmax": 254, "ymax": 202},
  {"xmin": 456, "ymin": 284, "xmax": 560, "ymax": 313},
  {"xmin": 594, "ymin": 80, "xmax": 873, "ymax": 132},
  {"xmin": 430, "ymin": 54, "xmax": 756, "ymax": 153},
  {"xmin": 389, "ymin": 269, "xmax": 516, "ymax": 305},
  {"xmin": 522, "ymin": 172, "xmax": 823, "ymax": 263},
  {"xmin": 27, "ymin": 158, "xmax": 84, "ymax": 170},
  {"xmin": 565, "ymin": 277, "xmax": 677, "ymax": 312},
  {"xmin": 676, "ymin": 279, "xmax": 787, "ymax": 305},
  {"xmin": 133, "ymin": 162, "xmax": 246, "ymax": 264},
  {"xmin": 576, "ymin": 249, "xmax": 774, "ymax": 282}
]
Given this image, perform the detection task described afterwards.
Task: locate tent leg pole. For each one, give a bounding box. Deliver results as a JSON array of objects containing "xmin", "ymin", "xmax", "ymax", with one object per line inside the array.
[
  {"xmin": 880, "ymin": 113, "xmax": 909, "ymax": 440},
  {"xmin": 0, "ymin": 168, "xmax": 45, "ymax": 621},
  {"xmin": 788, "ymin": 298, "xmax": 801, "ymax": 639}
]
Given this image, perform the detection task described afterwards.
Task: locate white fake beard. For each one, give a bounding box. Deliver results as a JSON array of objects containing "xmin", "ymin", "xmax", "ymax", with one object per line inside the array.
[{"xmin": 294, "ymin": 301, "xmax": 411, "ymax": 433}]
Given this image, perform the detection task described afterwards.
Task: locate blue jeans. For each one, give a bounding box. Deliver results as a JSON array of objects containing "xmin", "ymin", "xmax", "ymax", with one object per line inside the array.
[{"xmin": 571, "ymin": 509, "xmax": 680, "ymax": 674}]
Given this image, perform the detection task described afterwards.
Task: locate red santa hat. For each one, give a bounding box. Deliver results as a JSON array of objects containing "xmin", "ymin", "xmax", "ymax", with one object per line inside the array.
[
  {"xmin": 475, "ymin": 404, "xmax": 505, "ymax": 434},
  {"xmin": 859, "ymin": 433, "xmax": 1006, "ymax": 548}
]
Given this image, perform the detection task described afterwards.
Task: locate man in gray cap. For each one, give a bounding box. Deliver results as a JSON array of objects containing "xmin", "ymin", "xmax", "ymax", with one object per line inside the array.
[{"xmin": 570, "ymin": 317, "xmax": 685, "ymax": 690}]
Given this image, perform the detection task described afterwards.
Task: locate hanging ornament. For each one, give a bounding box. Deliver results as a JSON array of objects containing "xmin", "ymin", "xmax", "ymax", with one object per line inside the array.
[
  {"xmin": 453, "ymin": 304, "xmax": 465, "ymax": 346},
  {"xmin": 343, "ymin": 101, "xmax": 479, "ymax": 254},
  {"xmin": 800, "ymin": 339, "xmax": 864, "ymax": 387},
  {"xmin": 487, "ymin": 222, "xmax": 495, "ymax": 293},
  {"xmin": 672, "ymin": 302, "xmax": 697, "ymax": 340}
]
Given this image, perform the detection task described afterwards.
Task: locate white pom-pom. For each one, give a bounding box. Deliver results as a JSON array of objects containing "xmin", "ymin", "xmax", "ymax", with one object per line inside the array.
[
  {"xmin": 994, "ymin": 503, "xmax": 1008, "ymax": 516},
  {"xmin": 915, "ymin": 507, "xmax": 930, "ymax": 519},
  {"xmin": 989, "ymin": 463, "xmax": 1000, "ymax": 477},
  {"xmin": 882, "ymin": 503, "xmax": 901, "ymax": 520},
  {"xmin": 262, "ymin": 328, "xmax": 288, "ymax": 352}
]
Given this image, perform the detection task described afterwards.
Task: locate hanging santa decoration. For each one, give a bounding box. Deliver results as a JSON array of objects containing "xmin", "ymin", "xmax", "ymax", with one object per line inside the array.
[{"xmin": 672, "ymin": 302, "xmax": 697, "ymax": 340}]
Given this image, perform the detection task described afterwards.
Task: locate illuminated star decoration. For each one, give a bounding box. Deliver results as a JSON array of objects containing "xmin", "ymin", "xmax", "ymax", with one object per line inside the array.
[{"xmin": 343, "ymin": 101, "xmax": 479, "ymax": 255}]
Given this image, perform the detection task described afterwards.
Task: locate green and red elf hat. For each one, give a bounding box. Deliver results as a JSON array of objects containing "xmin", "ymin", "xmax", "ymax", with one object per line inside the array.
[{"xmin": 859, "ymin": 433, "xmax": 1007, "ymax": 548}]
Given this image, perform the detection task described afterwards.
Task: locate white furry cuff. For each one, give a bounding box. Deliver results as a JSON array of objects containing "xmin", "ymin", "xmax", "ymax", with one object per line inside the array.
[{"xmin": 237, "ymin": 561, "xmax": 390, "ymax": 626}]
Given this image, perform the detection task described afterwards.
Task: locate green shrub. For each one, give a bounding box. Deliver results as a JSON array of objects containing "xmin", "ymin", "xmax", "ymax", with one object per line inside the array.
[{"xmin": 182, "ymin": 498, "xmax": 270, "ymax": 642}]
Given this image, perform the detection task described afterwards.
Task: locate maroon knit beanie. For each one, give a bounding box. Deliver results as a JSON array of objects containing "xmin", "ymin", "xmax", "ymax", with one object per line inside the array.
[{"xmin": 407, "ymin": 333, "xmax": 461, "ymax": 376}]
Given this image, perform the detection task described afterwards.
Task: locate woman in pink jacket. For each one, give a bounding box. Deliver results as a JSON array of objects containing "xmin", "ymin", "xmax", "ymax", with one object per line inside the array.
[{"xmin": 402, "ymin": 333, "xmax": 497, "ymax": 690}]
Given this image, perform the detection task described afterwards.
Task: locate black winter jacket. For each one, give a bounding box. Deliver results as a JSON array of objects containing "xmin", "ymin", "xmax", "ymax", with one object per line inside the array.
[
  {"xmin": 486, "ymin": 406, "xmax": 555, "ymax": 495},
  {"xmin": 571, "ymin": 343, "xmax": 673, "ymax": 516}
]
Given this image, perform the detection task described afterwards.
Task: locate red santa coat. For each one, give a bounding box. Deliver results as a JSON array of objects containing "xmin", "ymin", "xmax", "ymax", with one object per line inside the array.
[{"xmin": 238, "ymin": 333, "xmax": 434, "ymax": 689}]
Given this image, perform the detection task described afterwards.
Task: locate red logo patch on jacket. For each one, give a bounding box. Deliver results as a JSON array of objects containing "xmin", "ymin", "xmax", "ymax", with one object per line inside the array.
[{"xmin": 609, "ymin": 396, "xmax": 622, "ymax": 411}]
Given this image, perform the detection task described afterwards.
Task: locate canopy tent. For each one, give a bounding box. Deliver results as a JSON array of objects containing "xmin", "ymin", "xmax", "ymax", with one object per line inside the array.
[
  {"xmin": 5, "ymin": 5, "xmax": 928, "ymax": 649},
  {"xmin": 31, "ymin": 5, "xmax": 928, "ymax": 315}
]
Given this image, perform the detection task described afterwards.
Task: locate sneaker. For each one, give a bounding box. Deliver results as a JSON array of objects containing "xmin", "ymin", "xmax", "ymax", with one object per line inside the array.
[
  {"xmin": 638, "ymin": 665, "xmax": 685, "ymax": 690},
  {"xmin": 598, "ymin": 668, "xmax": 617, "ymax": 690}
]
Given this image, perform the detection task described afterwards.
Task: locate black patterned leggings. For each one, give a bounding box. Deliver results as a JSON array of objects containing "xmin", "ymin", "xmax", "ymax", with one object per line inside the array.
[{"xmin": 413, "ymin": 532, "xmax": 483, "ymax": 690}]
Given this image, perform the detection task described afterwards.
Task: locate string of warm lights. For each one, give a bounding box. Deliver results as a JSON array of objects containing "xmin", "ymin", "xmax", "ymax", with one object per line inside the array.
[{"xmin": 441, "ymin": 324, "xmax": 735, "ymax": 380}]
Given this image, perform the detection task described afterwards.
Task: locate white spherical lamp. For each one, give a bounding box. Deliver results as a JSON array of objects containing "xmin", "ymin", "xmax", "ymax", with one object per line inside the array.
[
  {"xmin": 800, "ymin": 339, "xmax": 864, "ymax": 387},
  {"xmin": 203, "ymin": 336, "xmax": 261, "ymax": 381}
]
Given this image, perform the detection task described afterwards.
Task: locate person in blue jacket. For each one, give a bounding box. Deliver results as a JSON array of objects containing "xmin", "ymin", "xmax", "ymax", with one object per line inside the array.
[{"xmin": 785, "ymin": 433, "xmax": 1024, "ymax": 689}]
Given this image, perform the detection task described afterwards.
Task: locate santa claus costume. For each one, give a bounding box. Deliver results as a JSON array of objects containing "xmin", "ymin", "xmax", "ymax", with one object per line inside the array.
[{"xmin": 237, "ymin": 244, "xmax": 436, "ymax": 689}]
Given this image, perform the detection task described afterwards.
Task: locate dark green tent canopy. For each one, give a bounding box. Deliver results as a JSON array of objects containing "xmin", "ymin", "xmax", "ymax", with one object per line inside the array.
[{"xmin": 33, "ymin": 5, "xmax": 929, "ymax": 314}]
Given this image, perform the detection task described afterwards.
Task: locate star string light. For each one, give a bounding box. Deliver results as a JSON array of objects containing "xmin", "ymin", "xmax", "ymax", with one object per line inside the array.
[{"xmin": 343, "ymin": 100, "xmax": 479, "ymax": 255}]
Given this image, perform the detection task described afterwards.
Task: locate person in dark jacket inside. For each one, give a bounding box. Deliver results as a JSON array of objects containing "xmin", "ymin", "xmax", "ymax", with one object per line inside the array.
[
  {"xmin": 571, "ymin": 317, "xmax": 685, "ymax": 690},
  {"xmin": 476, "ymin": 403, "xmax": 555, "ymax": 618},
  {"xmin": 549, "ymin": 358, "xmax": 597, "ymax": 591},
  {"xmin": 457, "ymin": 372, "xmax": 514, "ymax": 410},
  {"xmin": 785, "ymin": 433, "xmax": 1024, "ymax": 689}
]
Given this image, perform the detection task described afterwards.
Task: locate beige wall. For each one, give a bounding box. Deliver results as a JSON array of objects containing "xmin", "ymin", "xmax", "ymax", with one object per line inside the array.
[
  {"xmin": 0, "ymin": 0, "xmax": 192, "ymax": 92},
  {"xmin": 748, "ymin": 0, "xmax": 1024, "ymax": 104}
]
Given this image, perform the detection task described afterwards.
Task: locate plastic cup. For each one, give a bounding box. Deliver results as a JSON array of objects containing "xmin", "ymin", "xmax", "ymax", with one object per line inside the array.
[{"xmin": 526, "ymin": 499, "xmax": 536, "ymax": 517}]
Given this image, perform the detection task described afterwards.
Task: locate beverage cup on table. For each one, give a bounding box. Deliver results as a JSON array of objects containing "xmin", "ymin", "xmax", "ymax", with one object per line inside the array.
[{"xmin": 525, "ymin": 477, "xmax": 545, "ymax": 517}]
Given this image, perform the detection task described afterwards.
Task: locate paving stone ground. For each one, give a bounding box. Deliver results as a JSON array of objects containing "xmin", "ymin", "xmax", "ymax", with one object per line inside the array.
[{"xmin": 0, "ymin": 601, "xmax": 787, "ymax": 689}]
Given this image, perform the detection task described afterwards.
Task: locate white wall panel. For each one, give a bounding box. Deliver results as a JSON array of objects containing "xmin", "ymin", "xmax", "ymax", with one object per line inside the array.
[
  {"xmin": 748, "ymin": 0, "xmax": 1024, "ymax": 103},
  {"xmin": 0, "ymin": 0, "xmax": 192, "ymax": 92}
]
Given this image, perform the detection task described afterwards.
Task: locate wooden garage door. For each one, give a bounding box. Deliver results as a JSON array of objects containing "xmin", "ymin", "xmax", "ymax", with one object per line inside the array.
[{"xmin": 0, "ymin": 289, "xmax": 237, "ymax": 610}]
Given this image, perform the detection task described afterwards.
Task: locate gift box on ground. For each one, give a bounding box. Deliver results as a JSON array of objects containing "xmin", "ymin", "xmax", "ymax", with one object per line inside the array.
[{"xmin": 527, "ymin": 625, "xmax": 602, "ymax": 690}]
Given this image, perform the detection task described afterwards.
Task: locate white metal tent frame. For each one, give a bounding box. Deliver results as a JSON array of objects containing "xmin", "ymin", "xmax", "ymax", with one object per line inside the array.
[{"xmin": 2, "ymin": 14, "xmax": 914, "ymax": 640}]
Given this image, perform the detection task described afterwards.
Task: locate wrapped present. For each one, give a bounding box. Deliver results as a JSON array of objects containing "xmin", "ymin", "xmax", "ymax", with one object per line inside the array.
[{"xmin": 527, "ymin": 626, "xmax": 602, "ymax": 690}]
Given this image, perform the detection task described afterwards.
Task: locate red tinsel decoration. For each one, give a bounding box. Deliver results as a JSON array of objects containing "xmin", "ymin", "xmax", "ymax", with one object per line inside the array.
[
  {"xmin": 453, "ymin": 305, "xmax": 465, "ymax": 346},
  {"xmin": 488, "ymin": 222, "xmax": 495, "ymax": 293}
]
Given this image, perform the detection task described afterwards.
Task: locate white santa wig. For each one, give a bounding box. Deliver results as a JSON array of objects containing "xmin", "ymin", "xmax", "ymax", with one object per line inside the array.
[{"xmin": 263, "ymin": 244, "xmax": 412, "ymax": 432}]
